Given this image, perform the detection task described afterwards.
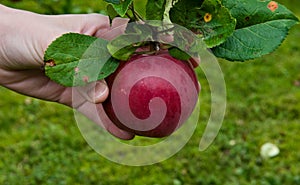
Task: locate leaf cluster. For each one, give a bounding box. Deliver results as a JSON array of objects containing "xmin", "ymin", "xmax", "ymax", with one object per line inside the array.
[
  {"xmin": 44, "ymin": 0, "xmax": 299, "ymax": 87},
  {"xmin": 105, "ymin": 0, "xmax": 298, "ymax": 60}
]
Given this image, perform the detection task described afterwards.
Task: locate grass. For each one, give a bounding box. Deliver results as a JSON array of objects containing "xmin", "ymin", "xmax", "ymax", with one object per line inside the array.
[{"xmin": 0, "ymin": 0, "xmax": 300, "ymax": 184}]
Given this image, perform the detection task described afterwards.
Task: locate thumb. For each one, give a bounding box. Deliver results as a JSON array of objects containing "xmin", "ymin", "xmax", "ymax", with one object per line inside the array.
[{"xmin": 75, "ymin": 80, "xmax": 109, "ymax": 104}]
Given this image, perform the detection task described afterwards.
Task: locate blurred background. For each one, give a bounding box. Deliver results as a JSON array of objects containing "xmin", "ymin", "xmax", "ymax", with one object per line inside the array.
[{"xmin": 0, "ymin": 0, "xmax": 299, "ymax": 184}]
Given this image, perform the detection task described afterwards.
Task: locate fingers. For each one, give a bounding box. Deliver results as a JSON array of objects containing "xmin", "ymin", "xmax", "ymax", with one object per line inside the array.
[
  {"xmin": 71, "ymin": 80, "xmax": 134, "ymax": 140},
  {"xmin": 96, "ymin": 104, "xmax": 135, "ymax": 140},
  {"xmin": 75, "ymin": 80, "xmax": 109, "ymax": 104},
  {"xmin": 158, "ymin": 33, "xmax": 174, "ymax": 43},
  {"xmin": 87, "ymin": 81, "xmax": 109, "ymax": 103},
  {"xmin": 189, "ymin": 56, "xmax": 201, "ymax": 68},
  {"xmin": 43, "ymin": 14, "xmax": 133, "ymax": 139},
  {"xmin": 0, "ymin": 68, "xmax": 133, "ymax": 140},
  {"xmin": 97, "ymin": 17, "xmax": 130, "ymax": 40},
  {"xmin": 75, "ymin": 100, "xmax": 135, "ymax": 140},
  {"xmin": 60, "ymin": 14, "xmax": 129, "ymax": 40},
  {"xmin": 79, "ymin": 13, "xmax": 111, "ymax": 36},
  {"xmin": 111, "ymin": 17, "xmax": 130, "ymax": 30}
]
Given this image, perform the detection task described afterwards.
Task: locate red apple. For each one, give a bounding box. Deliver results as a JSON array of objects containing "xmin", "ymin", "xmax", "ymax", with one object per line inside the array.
[{"xmin": 103, "ymin": 52, "xmax": 200, "ymax": 137}]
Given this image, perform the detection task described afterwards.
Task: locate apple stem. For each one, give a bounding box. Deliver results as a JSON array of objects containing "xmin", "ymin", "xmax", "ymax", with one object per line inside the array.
[
  {"xmin": 149, "ymin": 42, "xmax": 160, "ymax": 54},
  {"xmin": 134, "ymin": 50, "xmax": 157, "ymax": 55}
]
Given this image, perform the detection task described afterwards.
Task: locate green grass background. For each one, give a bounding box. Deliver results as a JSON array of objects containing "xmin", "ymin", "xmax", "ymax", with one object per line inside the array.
[{"xmin": 0, "ymin": 0, "xmax": 299, "ymax": 184}]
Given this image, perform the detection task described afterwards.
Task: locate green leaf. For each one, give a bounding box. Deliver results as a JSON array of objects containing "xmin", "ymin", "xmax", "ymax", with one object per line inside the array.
[
  {"xmin": 199, "ymin": 0, "xmax": 236, "ymax": 48},
  {"xmin": 44, "ymin": 33, "xmax": 119, "ymax": 87},
  {"xmin": 146, "ymin": 0, "xmax": 167, "ymax": 20},
  {"xmin": 168, "ymin": 25, "xmax": 206, "ymax": 61},
  {"xmin": 104, "ymin": 0, "xmax": 121, "ymax": 4},
  {"xmin": 107, "ymin": 24, "xmax": 154, "ymax": 60},
  {"xmin": 106, "ymin": 4, "xmax": 119, "ymax": 19},
  {"xmin": 169, "ymin": 0, "xmax": 203, "ymax": 29},
  {"xmin": 170, "ymin": 0, "xmax": 236, "ymax": 48},
  {"xmin": 212, "ymin": 0, "xmax": 299, "ymax": 61},
  {"xmin": 162, "ymin": 0, "xmax": 179, "ymax": 23},
  {"xmin": 168, "ymin": 47, "xmax": 191, "ymax": 61},
  {"xmin": 107, "ymin": 0, "xmax": 133, "ymax": 17}
]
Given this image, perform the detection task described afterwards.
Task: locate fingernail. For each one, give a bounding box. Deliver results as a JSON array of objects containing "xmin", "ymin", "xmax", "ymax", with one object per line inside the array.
[{"xmin": 88, "ymin": 81, "xmax": 108, "ymax": 103}]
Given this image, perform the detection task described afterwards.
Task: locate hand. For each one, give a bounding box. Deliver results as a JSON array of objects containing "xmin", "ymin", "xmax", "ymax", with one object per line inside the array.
[{"xmin": 0, "ymin": 4, "xmax": 134, "ymax": 140}]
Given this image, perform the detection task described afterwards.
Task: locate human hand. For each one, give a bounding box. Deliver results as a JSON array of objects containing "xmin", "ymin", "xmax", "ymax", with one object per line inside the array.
[{"xmin": 0, "ymin": 4, "xmax": 134, "ymax": 140}]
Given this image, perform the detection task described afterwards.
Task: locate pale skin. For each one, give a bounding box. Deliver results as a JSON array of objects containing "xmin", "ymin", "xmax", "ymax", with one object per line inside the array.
[{"xmin": 0, "ymin": 4, "xmax": 135, "ymax": 140}]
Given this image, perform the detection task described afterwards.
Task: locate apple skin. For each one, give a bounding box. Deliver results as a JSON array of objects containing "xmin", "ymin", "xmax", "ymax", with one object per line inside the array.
[{"xmin": 103, "ymin": 52, "xmax": 199, "ymax": 138}]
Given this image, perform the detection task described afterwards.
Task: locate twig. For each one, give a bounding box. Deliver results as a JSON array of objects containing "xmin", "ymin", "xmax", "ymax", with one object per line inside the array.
[{"xmin": 129, "ymin": 4, "xmax": 144, "ymax": 21}]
